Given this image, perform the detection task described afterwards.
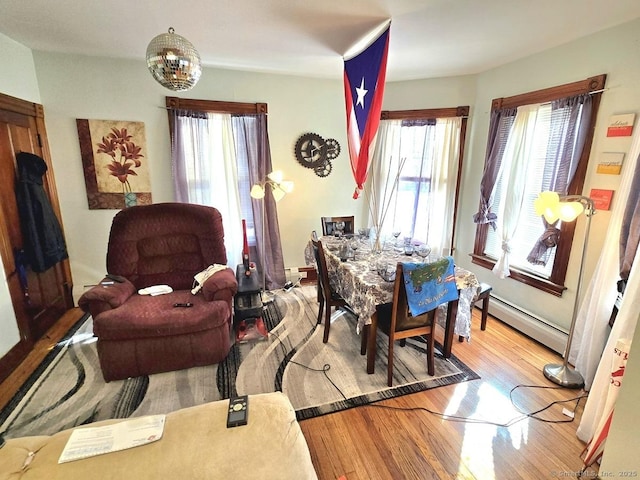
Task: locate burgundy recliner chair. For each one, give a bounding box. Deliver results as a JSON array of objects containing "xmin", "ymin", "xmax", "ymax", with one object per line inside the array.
[{"xmin": 78, "ymin": 203, "xmax": 238, "ymax": 382}]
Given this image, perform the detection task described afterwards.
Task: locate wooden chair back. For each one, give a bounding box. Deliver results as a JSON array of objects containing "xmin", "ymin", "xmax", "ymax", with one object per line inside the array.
[
  {"xmin": 376, "ymin": 262, "xmax": 437, "ymax": 386},
  {"xmin": 311, "ymin": 237, "xmax": 331, "ymax": 305},
  {"xmin": 310, "ymin": 235, "xmax": 347, "ymax": 343}
]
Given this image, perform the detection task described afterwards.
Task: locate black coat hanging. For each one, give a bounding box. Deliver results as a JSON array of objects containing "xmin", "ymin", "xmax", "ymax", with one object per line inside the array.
[{"xmin": 15, "ymin": 152, "xmax": 68, "ymax": 273}]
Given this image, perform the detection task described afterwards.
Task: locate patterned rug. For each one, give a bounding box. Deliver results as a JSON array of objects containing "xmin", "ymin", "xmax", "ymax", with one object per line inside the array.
[{"xmin": 0, "ymin": 285, "xmax": 478, "ymax": 438}]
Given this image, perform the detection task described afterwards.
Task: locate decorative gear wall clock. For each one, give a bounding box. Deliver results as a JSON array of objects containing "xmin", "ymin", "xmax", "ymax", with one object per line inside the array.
[{"xmin": 294, "ymin": 132, "xmax": 340, "ymax": 177}]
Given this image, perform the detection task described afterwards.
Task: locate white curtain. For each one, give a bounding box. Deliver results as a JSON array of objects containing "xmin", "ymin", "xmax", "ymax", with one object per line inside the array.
[
  {"xmin": 366, "ymin": 118, "xmax": 461, "ymax": 255},
  {"xmin": 577, "ymin": 244, "xmax": 640, "ymax": 443},
  {"xmin": 366, "ymin": 119, "xmax": 402, "ymax": 237},
  {"xmin": 572, "ymin": 128, "xmax": 640, "ymax": 442},
  {"xmin": 570, "ymin": 127, "xmax": 640, "ymax": 388},
  {"xmin": 429, "ymin": 117, "xmax": 462, "ymax": 254},
  {"xmin": 172, "ymin": 113, "xmax": 244, "ymax": 266},
  {"xmin": 492, "ymin": 105, "xmax": 540, "ymax": 278}
]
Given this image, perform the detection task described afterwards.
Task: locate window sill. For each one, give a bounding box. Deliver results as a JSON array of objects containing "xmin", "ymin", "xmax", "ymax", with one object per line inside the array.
[{"xmin": 470, "ymin": 254, "xmax": 566, "ymax": 297}]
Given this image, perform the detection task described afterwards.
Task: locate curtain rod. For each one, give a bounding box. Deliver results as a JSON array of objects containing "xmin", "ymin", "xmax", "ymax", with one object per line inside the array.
[
  {"xmin": 159, "ymin": 106, "xmax": 269, "ymax": 114},
  {"xmin": 538, "ymin": 87, "xmax": 608, "ymax": 107}
]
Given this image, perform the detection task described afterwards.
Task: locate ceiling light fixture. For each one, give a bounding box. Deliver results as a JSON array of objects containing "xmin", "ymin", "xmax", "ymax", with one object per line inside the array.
[{"xmin": 146, "ymin": 27, "xmax": 202, "ymax": 91}]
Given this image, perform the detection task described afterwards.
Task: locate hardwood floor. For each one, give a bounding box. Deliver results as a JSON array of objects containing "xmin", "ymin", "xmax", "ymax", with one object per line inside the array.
[
  {"xmin": 298, "ymin": 308, "xmax": 590, "ymax": 480},
  {"xmin": 0, "ymin": 308, "xmax": 84, "ymax": 412},
  {"xmin": 0, "ymin": 306, "xmax": 590, "ymax": 480}
]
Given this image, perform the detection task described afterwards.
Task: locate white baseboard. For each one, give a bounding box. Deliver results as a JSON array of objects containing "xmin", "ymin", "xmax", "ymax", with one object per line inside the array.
[{"xmin": 488, "ymin": 294, "xmax": 567, "ymax": 355}]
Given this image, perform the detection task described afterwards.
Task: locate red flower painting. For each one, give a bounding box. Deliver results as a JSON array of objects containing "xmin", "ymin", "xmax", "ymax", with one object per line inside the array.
[
  {"xmin": 77, "ymin": 118, "xmax": 152, "ymax": 209},
  {"xmin": 96, "ymin": 127, "xmax": 145, "ymax": 194}
]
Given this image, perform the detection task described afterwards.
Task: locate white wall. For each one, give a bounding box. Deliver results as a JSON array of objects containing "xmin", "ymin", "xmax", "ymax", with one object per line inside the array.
[
  {"xmin": 0, "ymin": 33, "xmax": 40, "ymax": 104},
  {"xmin": 0, "ymin": 33, "xmax": 41, "ymax": 357},
  {"xmin": 0, "ymin": 275, "xmax": 19, "ymax": 358}
]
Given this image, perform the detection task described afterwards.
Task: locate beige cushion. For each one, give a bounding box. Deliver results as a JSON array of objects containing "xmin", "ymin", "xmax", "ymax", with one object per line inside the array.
[{"xmin": 0, "ymin": 392, "xmax": 317, "ymax": 480}]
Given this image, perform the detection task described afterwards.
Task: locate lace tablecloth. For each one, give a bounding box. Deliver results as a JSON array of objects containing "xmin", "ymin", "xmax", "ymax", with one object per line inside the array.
[{"xmin": 306, "ymin": 236, "xmax": 480, "ymax": 340}]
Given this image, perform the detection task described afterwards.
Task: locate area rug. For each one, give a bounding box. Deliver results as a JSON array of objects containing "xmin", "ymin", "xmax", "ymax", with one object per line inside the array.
[{"xmin": 0, "ymin": 285, "xmax": 478, "ymax": 439}]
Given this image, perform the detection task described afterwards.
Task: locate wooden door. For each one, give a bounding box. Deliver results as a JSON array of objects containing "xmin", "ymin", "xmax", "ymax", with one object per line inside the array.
[{"xmin": 0, "ymin": 92, "xmax": 74, "ymax": 382}]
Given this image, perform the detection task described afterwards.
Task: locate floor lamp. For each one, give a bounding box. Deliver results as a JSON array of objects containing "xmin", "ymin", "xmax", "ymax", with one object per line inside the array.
[
  {"xmin": 250, "ymin": 170, "xmax": 293, "ymax": 303},
  {"xmin": 534, "ymin": 191, "xmax": 596, "ymax": 389}
]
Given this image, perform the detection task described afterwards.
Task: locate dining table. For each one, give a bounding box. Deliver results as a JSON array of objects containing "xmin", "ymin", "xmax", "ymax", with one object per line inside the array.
[{"xmin": 307, "ymin": 235, "xmax": 480, "ymax": 374}]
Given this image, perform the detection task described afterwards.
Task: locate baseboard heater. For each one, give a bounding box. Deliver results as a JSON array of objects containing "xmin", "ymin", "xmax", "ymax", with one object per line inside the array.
[
  {"xmin": 284, "ymin": 266, "xmax": 317, "ymax": 286},
  {"xmin": 488, "ymin": 294, "xmax": 567, "ymax": 355}
]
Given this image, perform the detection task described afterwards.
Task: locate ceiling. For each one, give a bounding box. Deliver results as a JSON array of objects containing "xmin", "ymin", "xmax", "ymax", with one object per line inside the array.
[{"xmin": 2, "ymin": 0, "xmax": 640, "ymax": 82}]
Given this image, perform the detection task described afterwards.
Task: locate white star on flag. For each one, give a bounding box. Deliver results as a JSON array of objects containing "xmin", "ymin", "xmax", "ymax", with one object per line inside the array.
[{"xmin": 355, "ymin": 77, "xmax": 368, "ymax": 108}]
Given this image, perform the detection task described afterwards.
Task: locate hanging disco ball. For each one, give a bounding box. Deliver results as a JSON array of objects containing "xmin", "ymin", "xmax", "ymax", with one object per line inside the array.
[{"xmin": 146, "ymin": 27, "xmax": 202, "ymax": 91}]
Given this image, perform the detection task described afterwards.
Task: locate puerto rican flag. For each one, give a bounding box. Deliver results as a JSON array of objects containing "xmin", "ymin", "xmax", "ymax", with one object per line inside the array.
[{"xmin": 343, "ymin": 24, "xmax": 390, "ymax": 199}]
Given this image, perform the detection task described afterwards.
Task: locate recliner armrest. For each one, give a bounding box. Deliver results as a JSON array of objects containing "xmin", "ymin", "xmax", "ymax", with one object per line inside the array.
[
  {"xmin": 78, "ymin": 278, "xmax": 136, "ymax": 317},
  {"xmin": 201, "ymin": 268, "xmax": 238, "ymax": 303}
]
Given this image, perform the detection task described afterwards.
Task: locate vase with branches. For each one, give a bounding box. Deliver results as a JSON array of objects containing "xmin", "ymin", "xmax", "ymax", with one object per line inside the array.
[{"xmin": 364, "ymin": 156, "xmax": 407, "ymax": 253}]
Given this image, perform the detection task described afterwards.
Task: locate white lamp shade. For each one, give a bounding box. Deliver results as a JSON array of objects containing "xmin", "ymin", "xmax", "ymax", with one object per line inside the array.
[
  {"xmin": 272, "ymin": 187, "xmax": 286, "ymax": 202},
  {"xmin": 558, "ymin": 201, "xmax": 584, "ymax": 222},
  {"xmin": 267, "ymin": 170, "xmax": 284, "ymax": 184},
  {"xmin": 534, "ymin": 191, "xmax": 560, "ymax": 216},
  {"xmin": 280, "ymin": 180, "xmax": 294, "ymax": 193},
  {"xmin": 543, "ymin": 208, "xmax": 560, "ymax": 224},
  {"xmin": 250, "ymin": 184, "xmax": 265, "ymax": 199},
  {"xmin": 534, "ymin": 191, "xmax": 587, "ymax": 223}
]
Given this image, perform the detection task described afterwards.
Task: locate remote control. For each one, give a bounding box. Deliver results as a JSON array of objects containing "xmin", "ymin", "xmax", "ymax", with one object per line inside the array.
[
  {"xmin": 173, "ymin": 303, "xmax": 193, "ymax": 308},
  {"xmin": 226, "ymin": 395, "xmax": 248, "ymax": 428}
]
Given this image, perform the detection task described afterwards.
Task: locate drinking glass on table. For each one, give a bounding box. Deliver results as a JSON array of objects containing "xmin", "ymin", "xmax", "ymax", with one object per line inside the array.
[
  {"xmin": 377, "ymin": 262, "xmax": 396, "ymax": 282},
  {"xmin": 391, "ymin": 229, "xmax": 401, "ymax": 244},
  {"xmin": 349, "ymin": 237, "xmax": 359, "ymax": 259},
  {"xmin": 416, "ymin": 244, "xmax": 431, "ymax": 262}
]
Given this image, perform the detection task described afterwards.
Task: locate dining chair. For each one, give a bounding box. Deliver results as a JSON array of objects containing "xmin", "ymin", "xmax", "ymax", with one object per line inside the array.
[
  {"xmin": 310, "ymin": 236, "xmax": 348, "ymax": 343},
  {"xmin": 311, "ymin": 230, "xmax": 322, "ymax": 304},
  {"xmin": 320, "ymin": 216, "xmax": 355, "ymax": 236},
  {"xmin": 375, "ymin": 262, "xmax": 438, "ymax": 387}
]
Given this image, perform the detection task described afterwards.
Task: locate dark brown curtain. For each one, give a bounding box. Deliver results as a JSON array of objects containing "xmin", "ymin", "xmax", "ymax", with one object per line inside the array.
[
  {"xmin": 619, "ymin": 151, "xmax": 640, "ymax": 280},
  {"xmin": 527, "ymin": 93, "xmax": 593, "ymax": 266},
  {"xmin": 472, "ymin": 107, "xmax": 516, "ymax": 230}
]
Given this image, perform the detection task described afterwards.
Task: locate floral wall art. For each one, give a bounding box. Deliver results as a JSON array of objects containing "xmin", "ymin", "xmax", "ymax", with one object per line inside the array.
[{"xmin": 76, "ymin": 119, "xmax": 152, "ymax": 209}]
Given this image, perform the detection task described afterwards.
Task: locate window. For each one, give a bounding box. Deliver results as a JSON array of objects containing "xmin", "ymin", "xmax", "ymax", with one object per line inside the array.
[
  {"xmin": 166, "ymin": 97, "xmax": 287, "ymax": 289},
  {"xmin": 371, "ymin": 107, "xmax": 468, "ymax": 254},
  {"xmin": 472, "ymin": 75, "xmax": 606, "ymax": 295}
]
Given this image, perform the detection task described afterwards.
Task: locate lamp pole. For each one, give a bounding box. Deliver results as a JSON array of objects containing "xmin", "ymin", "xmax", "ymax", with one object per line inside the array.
[
  {"xmin": 543, "ymin": 195, "xmax": 595, "ymax": 389},
  {"xmin": 260, "ymin": 191, "xmax": 271, "ymax": 303}
]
